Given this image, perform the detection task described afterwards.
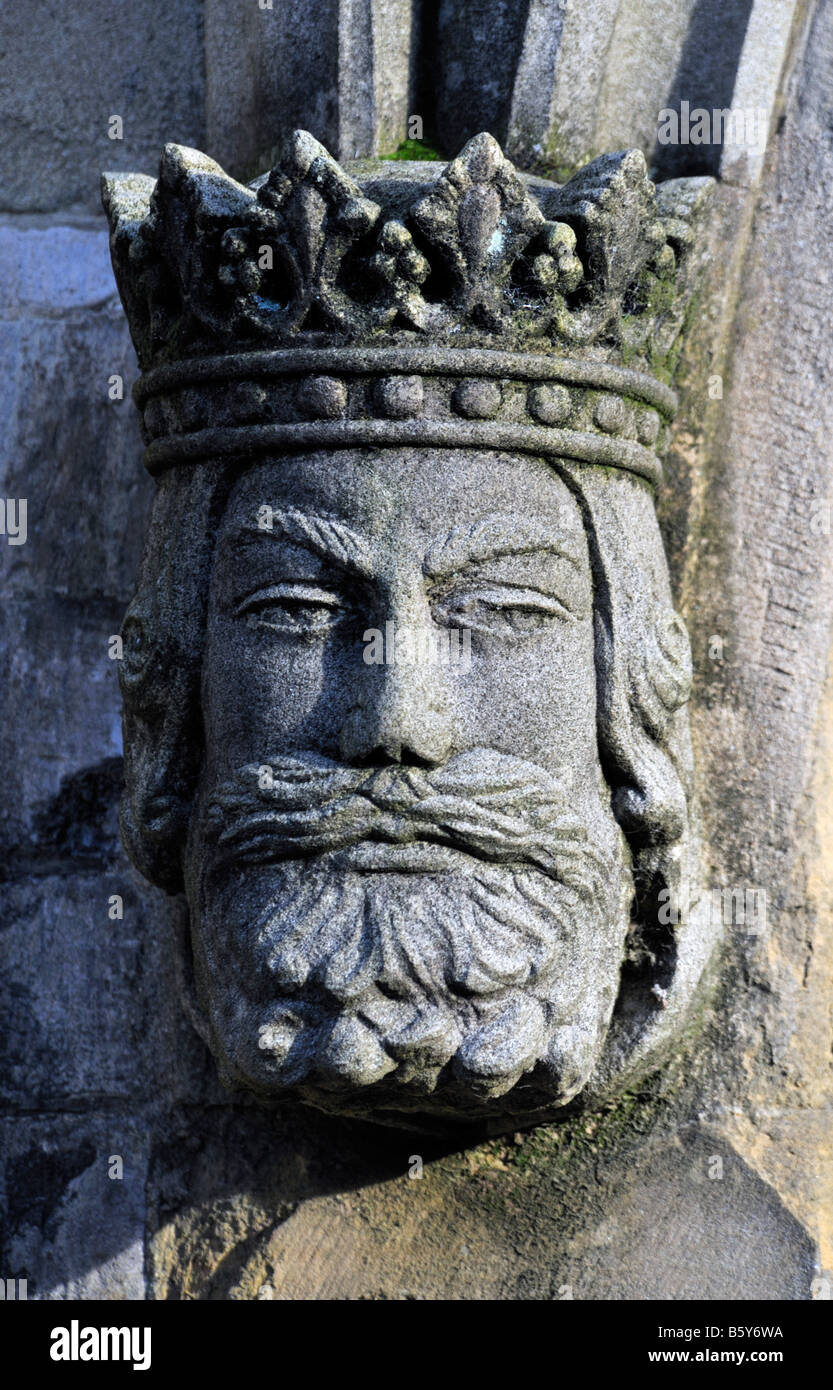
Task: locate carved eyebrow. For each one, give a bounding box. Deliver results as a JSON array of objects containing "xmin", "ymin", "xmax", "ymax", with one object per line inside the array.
[
  {"xmin": 231, "ymin": 508, "xmax": 375, "ymax": 577},
  {"xmin": 423, "ymin": 517, "xmax": 584, "ymax": 579}
]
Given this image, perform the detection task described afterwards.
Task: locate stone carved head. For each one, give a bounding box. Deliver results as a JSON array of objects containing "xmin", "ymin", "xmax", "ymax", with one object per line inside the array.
[{"xmin": 103, "ymin": 132, "xmax": 718, "ymax": 1130}]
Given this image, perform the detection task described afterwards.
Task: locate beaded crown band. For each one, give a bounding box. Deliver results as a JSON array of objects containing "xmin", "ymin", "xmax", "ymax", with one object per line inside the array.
[{"xmin": 102, "ymin": 131, "xmax": 713, "ymax": 485}]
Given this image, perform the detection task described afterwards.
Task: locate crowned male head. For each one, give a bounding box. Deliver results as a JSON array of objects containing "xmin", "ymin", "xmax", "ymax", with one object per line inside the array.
[{"xmin": 103, "ymin": 131, "xmax": 715, "ymax": 1129}]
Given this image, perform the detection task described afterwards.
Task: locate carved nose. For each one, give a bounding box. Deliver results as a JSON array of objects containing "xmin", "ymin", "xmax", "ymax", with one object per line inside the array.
[{"xmin": 339, "ymin": 637, "xmax": 454, "ymax": 768}]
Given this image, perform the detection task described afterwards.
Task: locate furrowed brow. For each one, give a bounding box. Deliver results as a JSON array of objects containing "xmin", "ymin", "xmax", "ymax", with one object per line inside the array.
[
  {"xmin": 423, "ymin": 517, "xmax": 584, "ymax": 579},
  {"xmin": 231, "ymin": 507, "xmax": 375, "ymax": 578}
]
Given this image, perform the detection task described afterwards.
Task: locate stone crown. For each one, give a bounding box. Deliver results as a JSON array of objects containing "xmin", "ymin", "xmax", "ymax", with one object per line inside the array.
[{"xmin": 102, "ymin": 130, "xmax": 713, "ymax": 484}]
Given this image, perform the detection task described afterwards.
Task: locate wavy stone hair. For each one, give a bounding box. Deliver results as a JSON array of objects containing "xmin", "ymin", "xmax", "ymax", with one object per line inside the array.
[{"xmin": 118, "ymin": 454, "xmax": 694, "ymax": 998}]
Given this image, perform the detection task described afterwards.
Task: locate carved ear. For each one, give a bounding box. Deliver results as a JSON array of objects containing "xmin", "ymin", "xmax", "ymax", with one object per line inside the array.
[
  {"xmin": 119, "ymin": 711, "xmax": 195, "ymax": 892},
  {"xmin": 119, "ymin": 463, "xmax": 230, "ymax": 892},
  {"xmin": 596, "ymin": 585, "xmax": 692, "ymax": 848}
]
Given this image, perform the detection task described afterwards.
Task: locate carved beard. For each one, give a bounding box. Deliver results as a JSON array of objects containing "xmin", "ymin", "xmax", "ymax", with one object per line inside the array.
[{"xmin": 185, "ymin": 748, "xmax": 633, "ymax": 1125}]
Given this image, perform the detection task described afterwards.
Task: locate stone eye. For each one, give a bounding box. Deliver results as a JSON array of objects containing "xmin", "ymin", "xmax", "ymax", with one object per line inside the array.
[
  {"xmin": 236, "ymin": 584, "xmax": 347, "ymax": 635},
  {"xmin": 432, "ymin": 584, "xmax": 573, "ymax": 635}
]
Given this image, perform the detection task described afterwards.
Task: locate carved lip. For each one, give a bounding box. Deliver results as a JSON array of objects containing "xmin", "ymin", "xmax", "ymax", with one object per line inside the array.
[{"xmin": 331, "ymin": 839, "xmax": 479, "ymax": 873}]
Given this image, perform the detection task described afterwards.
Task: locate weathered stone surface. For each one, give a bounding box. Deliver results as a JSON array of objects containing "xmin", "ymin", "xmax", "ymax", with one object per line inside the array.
[
  {"xmin": 0, "ymin": 0, "xmax": 803, "ymax": 215},
  {"xmin": 0, "ymin": 868, "xmax": 209, "ymax": 1110},
  {"xmin": 260, "ymin": 1132, "xmax": 812, "ymax": 1300},
  {"xmin": 1, "ymin": 224, "xmax": 120, "ymax": 317},
  {"xmin": 204, "ymin": 0, "xmax": 417, "ymax": 181},
  {"xmin": 0, "ymin": 600, "xmax": 124, "ymax": 857},
  {"xmin": 1, "ymin": 1113, "xmax": 149, "ymax": 1300},
  {"xmin": 141, "ymin": 1097, "xmax": 816, "ymax": 1299},
  {"xmin": 0, "ymin": 2, "xmax": 204, "ymax": 213},
  {"xmin": 669, "ymin": 0, "xmax": 833, "ymax": 1278},
  {"xmin": 432, "ymin": 0, "xmax": 535, "ymax": 156},
  {"xmin": 0, "ymin": 225, "xmax": 153, "ymax": 858},
  {"xmin": 204, "ymin": 0, "xmax": 337, "ymax": 179},
  {"xmin": 0, "ymin": 227, "xmax": 152, "ymax": 602},
  {"xmin": 432, "ymin": 0, "xmax": 703, "ymax": 168},
  {"xmin": 431, "ymin": 0, "xmax": 801, "ymax": 189}
]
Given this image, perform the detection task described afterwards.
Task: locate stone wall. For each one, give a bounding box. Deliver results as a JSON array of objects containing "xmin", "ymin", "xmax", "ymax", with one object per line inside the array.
[{"xmin": 1, "ymin": 0, "xmax": 831, "ymax": 1299}]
